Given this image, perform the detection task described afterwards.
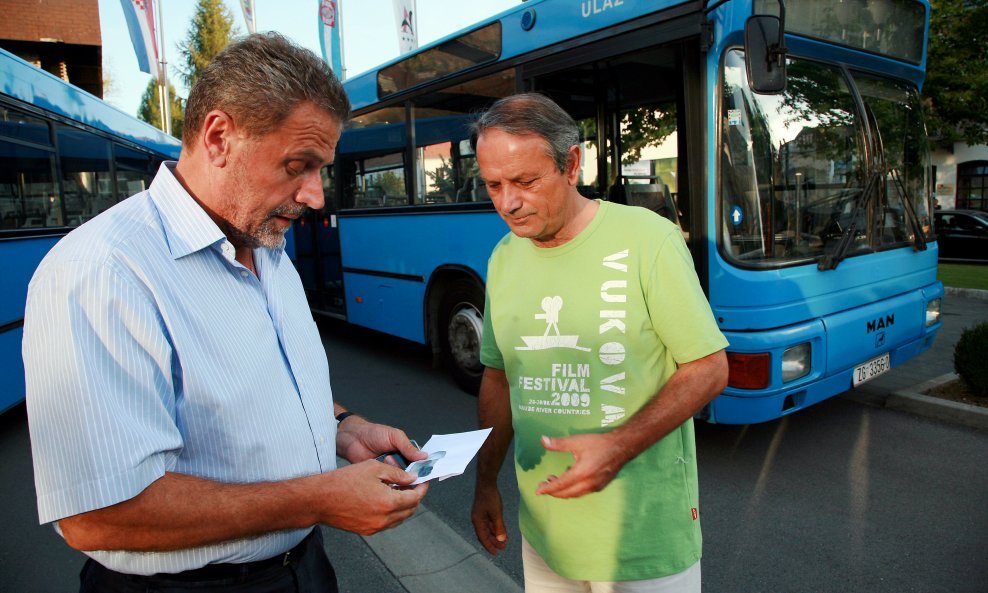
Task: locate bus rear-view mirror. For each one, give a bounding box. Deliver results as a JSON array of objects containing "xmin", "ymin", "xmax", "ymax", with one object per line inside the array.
[{"xmin": 744, "ymin": 15, "xmax": 787, "ymax": 94}]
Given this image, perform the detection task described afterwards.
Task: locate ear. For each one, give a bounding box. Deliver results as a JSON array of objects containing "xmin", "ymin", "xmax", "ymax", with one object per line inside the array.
[
  {"xmin": 564, "ymin": 144, "xmax": 581, "ymax": 186},
  {"xmin": 199, "ymin": 109, "xmax": 238, "ymax": 168}
]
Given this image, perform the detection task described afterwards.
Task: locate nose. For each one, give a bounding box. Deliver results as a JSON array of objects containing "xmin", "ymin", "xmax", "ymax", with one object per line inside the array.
[
  {"xmin": 496, "ymin": 184, "xmax": 524, "ymax": 216},
  {"xmin": 297, "ymin": 169, "xmax": 326, "ymax": 210}
]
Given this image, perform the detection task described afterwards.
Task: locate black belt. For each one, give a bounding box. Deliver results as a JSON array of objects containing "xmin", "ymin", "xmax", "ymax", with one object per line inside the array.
[{"xmin": 146, "ymin": 529, "xmax": 317, "ymax": 583}]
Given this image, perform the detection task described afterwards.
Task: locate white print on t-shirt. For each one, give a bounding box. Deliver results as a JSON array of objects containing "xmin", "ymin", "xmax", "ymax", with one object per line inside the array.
[
  {"xmin": 597, "ymin": 249, "xmax": 628, "ymax": 427},
  {"xmin": 602, "ymin": 404, "xmax": 625, "ymax": 426},
  {"xmin": 515, "ymin": 296, "xmax": 592, "ymax": 352},
  {"xmin": 512, "ymin": 249, "xmax": 632, "ymax": 427}
]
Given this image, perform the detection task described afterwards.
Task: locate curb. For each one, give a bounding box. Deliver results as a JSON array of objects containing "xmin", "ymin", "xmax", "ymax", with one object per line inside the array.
[
  {"xmin": 883, "ymin": 372, "xmax": 988, "ymax": 432},
  {"xmin": 361, "ymin": 503, "xmax": 523, "ymax": 593},
  {"xmin": 944, "ymin": 286, "xmax": 988, "ymax": 301}
]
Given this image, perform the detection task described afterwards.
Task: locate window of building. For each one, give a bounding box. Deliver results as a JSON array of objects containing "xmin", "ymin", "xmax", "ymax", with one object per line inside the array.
[{"xmin": 957, "ymin": 161, "xmax": 988, "ymax": 211}]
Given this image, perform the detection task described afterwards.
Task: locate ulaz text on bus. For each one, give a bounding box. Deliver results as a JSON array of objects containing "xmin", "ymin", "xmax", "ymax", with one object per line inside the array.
[{"xmin": 582, "ymin": 0, "xmax": 624, "ymax": 18}]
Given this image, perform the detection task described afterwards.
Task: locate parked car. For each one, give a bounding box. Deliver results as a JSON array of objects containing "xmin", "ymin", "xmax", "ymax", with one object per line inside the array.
[{"xmin": 934, "ymin": 209, "xmax": 988, "ymax": 261}]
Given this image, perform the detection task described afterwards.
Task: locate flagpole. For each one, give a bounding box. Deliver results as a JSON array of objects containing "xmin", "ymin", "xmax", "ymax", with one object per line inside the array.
[
  {"xmin": 338, "ymin": 0, "xmax": 346, "ymax": 80},
  {"xmin": 157, "ymin": 78, "xmax": 166, "ymax": 131},
  {"xmin": 156, "ymin": 0, "xmax": 172, "ymax": 136}
]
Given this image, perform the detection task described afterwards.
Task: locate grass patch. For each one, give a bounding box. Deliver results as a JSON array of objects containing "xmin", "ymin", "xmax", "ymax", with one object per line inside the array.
[{"xmin": 938, "ymin": 263, "xmax": 988, "ymax": 290}]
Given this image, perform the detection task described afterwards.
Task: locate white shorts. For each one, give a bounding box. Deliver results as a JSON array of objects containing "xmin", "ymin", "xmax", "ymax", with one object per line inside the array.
[{"xmin": 522, "ymin": 537, "xmax": 701, "ymax": 593}]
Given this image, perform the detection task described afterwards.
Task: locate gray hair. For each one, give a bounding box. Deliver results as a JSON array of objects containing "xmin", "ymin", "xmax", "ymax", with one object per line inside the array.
[
  {"xmin": 183, "ymin": 32, "xmax": 351, "ymax": 145},
  {"xmin": 470, "ymin": 93, "xmax": 579, "ymax": 173}
]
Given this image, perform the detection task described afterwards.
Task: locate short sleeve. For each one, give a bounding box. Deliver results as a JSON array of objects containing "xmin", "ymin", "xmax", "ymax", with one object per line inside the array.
[
  {"xmin": 23, "ymin": 260, "xmax": 182, "ymax": 524},
  {"xmin": 645, "ymin": 232, "xmax": 729, "ymax": 364},
  {"xmin": 479, "ymin": 289, "xmax": 504, "ymax": 370}
]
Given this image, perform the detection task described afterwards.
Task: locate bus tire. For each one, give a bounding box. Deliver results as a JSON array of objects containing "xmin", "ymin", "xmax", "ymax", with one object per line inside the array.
[{"xmin": 440, "ymin": 278, "xmax": 485, "ymax": 395}]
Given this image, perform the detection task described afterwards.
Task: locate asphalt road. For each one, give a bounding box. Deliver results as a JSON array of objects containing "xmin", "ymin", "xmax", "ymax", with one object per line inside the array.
[{"xmin": 2, "ymin": 316, "xmax": 986, "ymax": 592}]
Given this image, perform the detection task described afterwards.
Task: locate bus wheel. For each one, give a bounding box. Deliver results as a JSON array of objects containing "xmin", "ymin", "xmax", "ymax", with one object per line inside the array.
[{"xmin": 440, "ymin": 279, "xmax": 485, "ymax": 395}]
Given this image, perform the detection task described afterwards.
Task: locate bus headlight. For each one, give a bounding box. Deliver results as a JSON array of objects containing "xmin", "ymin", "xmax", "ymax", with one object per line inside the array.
[
  {"xmin": 926, "ymin": 298, "xmax": 941, "ymax": 327},
  {"xmin": 782, "ymin": 343, "xmax": 811, "ymax": 383}
]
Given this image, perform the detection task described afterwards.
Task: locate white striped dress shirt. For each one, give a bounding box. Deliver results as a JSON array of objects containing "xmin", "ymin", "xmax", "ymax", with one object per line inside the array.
[{"xmin": 23, "ymin": 163, "xmax": 338, "ymax": 575}]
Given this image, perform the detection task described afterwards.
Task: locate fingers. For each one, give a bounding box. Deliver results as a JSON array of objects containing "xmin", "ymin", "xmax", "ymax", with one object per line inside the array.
[
  {"xmin": 362, "ymin": 468, "xmax": 429, "ymax": 535},
  {"xmin": 377, "ymin": 461, "xmax": 421, "ymax": 488},
  {"xmin": 536, "ymin": 464, "xmax": 607, "ymax": 499},
  {"xmin": 471, "ymin": 486, "xmax": 507, "ymax": 555},
  {"xmin": 395, "ymin": 435, "xmax": 428, "ymax": 463},
  {"xmin": 472, "ymin": 511, "xmax": 507, "ymax": 555},
  {"xmin": 322, "ymin": 462, "xmax": 429, "ymax": 536},
  {"xmin": 540, "ymin": 435, "xmax": 566, "ymax": 452}
]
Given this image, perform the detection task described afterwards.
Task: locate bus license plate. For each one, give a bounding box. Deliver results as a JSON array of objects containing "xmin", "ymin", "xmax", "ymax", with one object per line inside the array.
[{"xmin": 853, "ymin": 353, "xmax": 891, "ymax": 387}]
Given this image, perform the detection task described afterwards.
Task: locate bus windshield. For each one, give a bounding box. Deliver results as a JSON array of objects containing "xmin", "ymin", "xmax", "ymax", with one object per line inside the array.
[{"xmin": 720, "ymin": 50, "xmax": 932, "ymax": 267}]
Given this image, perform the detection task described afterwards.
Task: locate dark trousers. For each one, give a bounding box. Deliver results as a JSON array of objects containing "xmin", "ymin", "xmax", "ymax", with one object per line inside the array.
[{"xmin": 79, "ymin": 530, "xmax": 338, "ymax": 593}]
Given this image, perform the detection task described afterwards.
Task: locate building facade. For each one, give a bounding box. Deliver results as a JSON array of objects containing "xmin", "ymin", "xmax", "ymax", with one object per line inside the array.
[
  {"xmin": 0, "ymin": 0, "xmax": 103, "ymax": 98},
  {"xmin": 932, "ymin": 143, "xmax": 988, "ymax": 212}
]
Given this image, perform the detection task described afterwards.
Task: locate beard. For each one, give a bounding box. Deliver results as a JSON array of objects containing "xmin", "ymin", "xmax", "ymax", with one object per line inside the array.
[{"xmin": 224, "ymin": 202, "xmax": 309, "ymax": 249}]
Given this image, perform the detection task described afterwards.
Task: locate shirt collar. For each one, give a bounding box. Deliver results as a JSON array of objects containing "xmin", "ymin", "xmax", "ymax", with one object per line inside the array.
[{"xmin": 149, "ymin": 162, "xmax": 227, "ymax": 260}]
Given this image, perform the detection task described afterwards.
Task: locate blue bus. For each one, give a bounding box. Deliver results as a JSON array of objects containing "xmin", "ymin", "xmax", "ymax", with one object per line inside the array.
[
  {"xmin": 0, "ymin": 48, "xmax": 181, "ymax": 413},
  {"xmin": 292, "ymin": 0, "xmax": 943, "ymax": 424}
]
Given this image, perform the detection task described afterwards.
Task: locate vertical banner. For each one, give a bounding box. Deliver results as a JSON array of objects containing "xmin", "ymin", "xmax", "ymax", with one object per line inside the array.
[
  {"xmin": 240, "ymin": 0, "xmax": 256, "ymax": 34},
  {"xmin": 119, "ymin": 0, "xmax": 159, "ymax": 78},
  {"xmin": 392, "ymin": 0, "xmax": 417, "ymax": 54},
  {"xmin": 319, "ymin": 0, "xmax": 344, "ymax": 75}
]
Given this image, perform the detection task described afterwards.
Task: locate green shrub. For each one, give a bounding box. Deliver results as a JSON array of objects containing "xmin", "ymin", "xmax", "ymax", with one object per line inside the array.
[{"xmin": 954, "ymin": 321, "xmax": 988, "ymax": 397}]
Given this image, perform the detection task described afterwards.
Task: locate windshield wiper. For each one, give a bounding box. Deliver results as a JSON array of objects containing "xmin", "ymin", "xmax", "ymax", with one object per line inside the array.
[
  {"xmin": 888, "ymin": 167, "xmax": 928, "ymax": 253},
  {"xmin": 818, "ymin": 171, "xmax": 882, "ymax": 271}
]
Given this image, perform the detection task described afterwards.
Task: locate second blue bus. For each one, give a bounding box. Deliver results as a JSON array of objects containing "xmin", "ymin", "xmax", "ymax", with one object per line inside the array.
[{"xmin": 292, "ymin": 0, "xmax": 943, "ymax": 424}]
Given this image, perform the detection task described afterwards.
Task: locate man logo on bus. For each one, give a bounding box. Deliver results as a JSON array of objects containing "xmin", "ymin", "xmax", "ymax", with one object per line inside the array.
[
  {"xmin": 875, "ymin": 331, "xmax": 887, "ymax": 348},
  {"xmin": 867, "ymin": 314, "xmax": 894, "ymax": 333}
]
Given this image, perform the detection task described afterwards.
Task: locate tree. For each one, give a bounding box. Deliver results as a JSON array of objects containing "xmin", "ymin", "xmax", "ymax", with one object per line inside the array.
[
  {"xmin": 177, "ymin": 0, "xmax": 239, "ymax": 89},
  {"xmin": 137, "ymin": 0, "xmax": 236, "ymax": 139},
  {"xmin": 138, "ymin": 79, "xmax": 185, "ymax": 139},
  {"xmin": 923, "ymin": 0, "xmax": 988, "ymax": 147}
]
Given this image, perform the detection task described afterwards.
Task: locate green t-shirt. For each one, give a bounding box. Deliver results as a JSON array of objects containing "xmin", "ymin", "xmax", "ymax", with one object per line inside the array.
[{"xmin": 481, "ymin": 200, "xmax": 729, "ymax": 581}]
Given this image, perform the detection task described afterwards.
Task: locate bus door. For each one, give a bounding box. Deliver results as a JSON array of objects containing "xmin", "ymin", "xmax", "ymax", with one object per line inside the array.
[
  {"xmin": 293, "ymin": 165, "xmax": 346, "ymax": 318},
  {"xmin": 526, "ymin": 38, "xmax": 707, "ymax": 286}
]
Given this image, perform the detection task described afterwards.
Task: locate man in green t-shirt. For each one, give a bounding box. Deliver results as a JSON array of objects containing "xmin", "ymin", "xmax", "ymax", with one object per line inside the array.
[{"xmin": 470, "ymin": 93, "xmax": 729, "ymax": 592}]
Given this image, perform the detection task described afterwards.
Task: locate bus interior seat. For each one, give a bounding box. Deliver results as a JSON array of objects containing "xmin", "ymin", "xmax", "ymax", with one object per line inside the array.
[
  {"xmin": 613, "ymin": 182, "xmax": 680, "ymax": 226},
  {"xmin": 606, "ymin": 178, "xmax": 627, "ymax": 204},
  {"xmin": 456, "ymin": 176, "xmax": 489, "ymax": 202}
]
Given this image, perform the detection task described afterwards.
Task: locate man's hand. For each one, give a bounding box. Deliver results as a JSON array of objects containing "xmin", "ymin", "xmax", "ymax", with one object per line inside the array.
[
  {"xmin": 336, "ymin": 416, "xmax": 427, "ymax": 465},
  {"xmin": 471, "ymin": 483, "xmax": 508, "ymax": 555},
  {"xmin": 534, "ymin": 433, "xmax": 632, "ymax": 499},
  {"xmin": 313, "ymin": 460, "xmax": 428, "ymax": 536},
  {"xmin": 534, "ymin": 350, "xmax": 728, "ymax": 500}
]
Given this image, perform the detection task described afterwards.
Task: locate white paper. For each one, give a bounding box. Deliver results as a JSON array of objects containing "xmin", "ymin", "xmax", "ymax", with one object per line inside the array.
[{"xmin": 406, "ymin": 428, "xmax": 492, "ymax": 485}]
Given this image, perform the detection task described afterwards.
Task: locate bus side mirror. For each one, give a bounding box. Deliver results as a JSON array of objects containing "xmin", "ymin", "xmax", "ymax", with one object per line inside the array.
[{"xmin": 745, "ymin": 15, "xmax": 787, "ymax": 94}]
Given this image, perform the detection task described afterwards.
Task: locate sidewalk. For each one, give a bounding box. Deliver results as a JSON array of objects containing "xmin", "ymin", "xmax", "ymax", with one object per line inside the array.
[
  {"xmin": 320, "ymin": 495, "xmax": 522, "ymax": 593},
  {"xmin": 321, "ymin": 290, "xmax": 988, "ymax": 593}
]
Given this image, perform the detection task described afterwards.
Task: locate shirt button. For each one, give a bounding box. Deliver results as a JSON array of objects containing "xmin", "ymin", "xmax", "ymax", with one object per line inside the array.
[
  {"xmin": 221, "ymin": 242, "xmax": 234, "ymax": 258},
  {"xmin": 240, "ymin": 270, "xmax": 249, "ymax": 278}
]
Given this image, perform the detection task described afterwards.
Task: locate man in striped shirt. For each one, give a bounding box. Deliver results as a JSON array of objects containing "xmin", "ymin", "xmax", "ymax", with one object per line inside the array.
[{"xmin": 23, "ymin": 33, "xmax": 427, "ymax": 593}]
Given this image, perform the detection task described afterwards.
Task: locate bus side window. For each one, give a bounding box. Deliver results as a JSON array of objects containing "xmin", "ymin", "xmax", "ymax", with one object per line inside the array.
[
  {"xmin": 0, "ymin": 107, "xmax": 59, "ymax": 229},
  {"xmin": 57, "ymin": 125, "xmax": 113, "ymax": 226},
  {"xmin": 113, "ymin": 143, "xmax": 153, "ymax": 202},
  {"xmin": 417, "ymin": 142, "xmax": 455, "ymax": 204},
  {"xmin": 352, "ymin": 152, "xmax": 405, "ymax": 208},
  {"xmin": 455, "ymin": 139, "xmax": 488, "ymax": 203}
]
